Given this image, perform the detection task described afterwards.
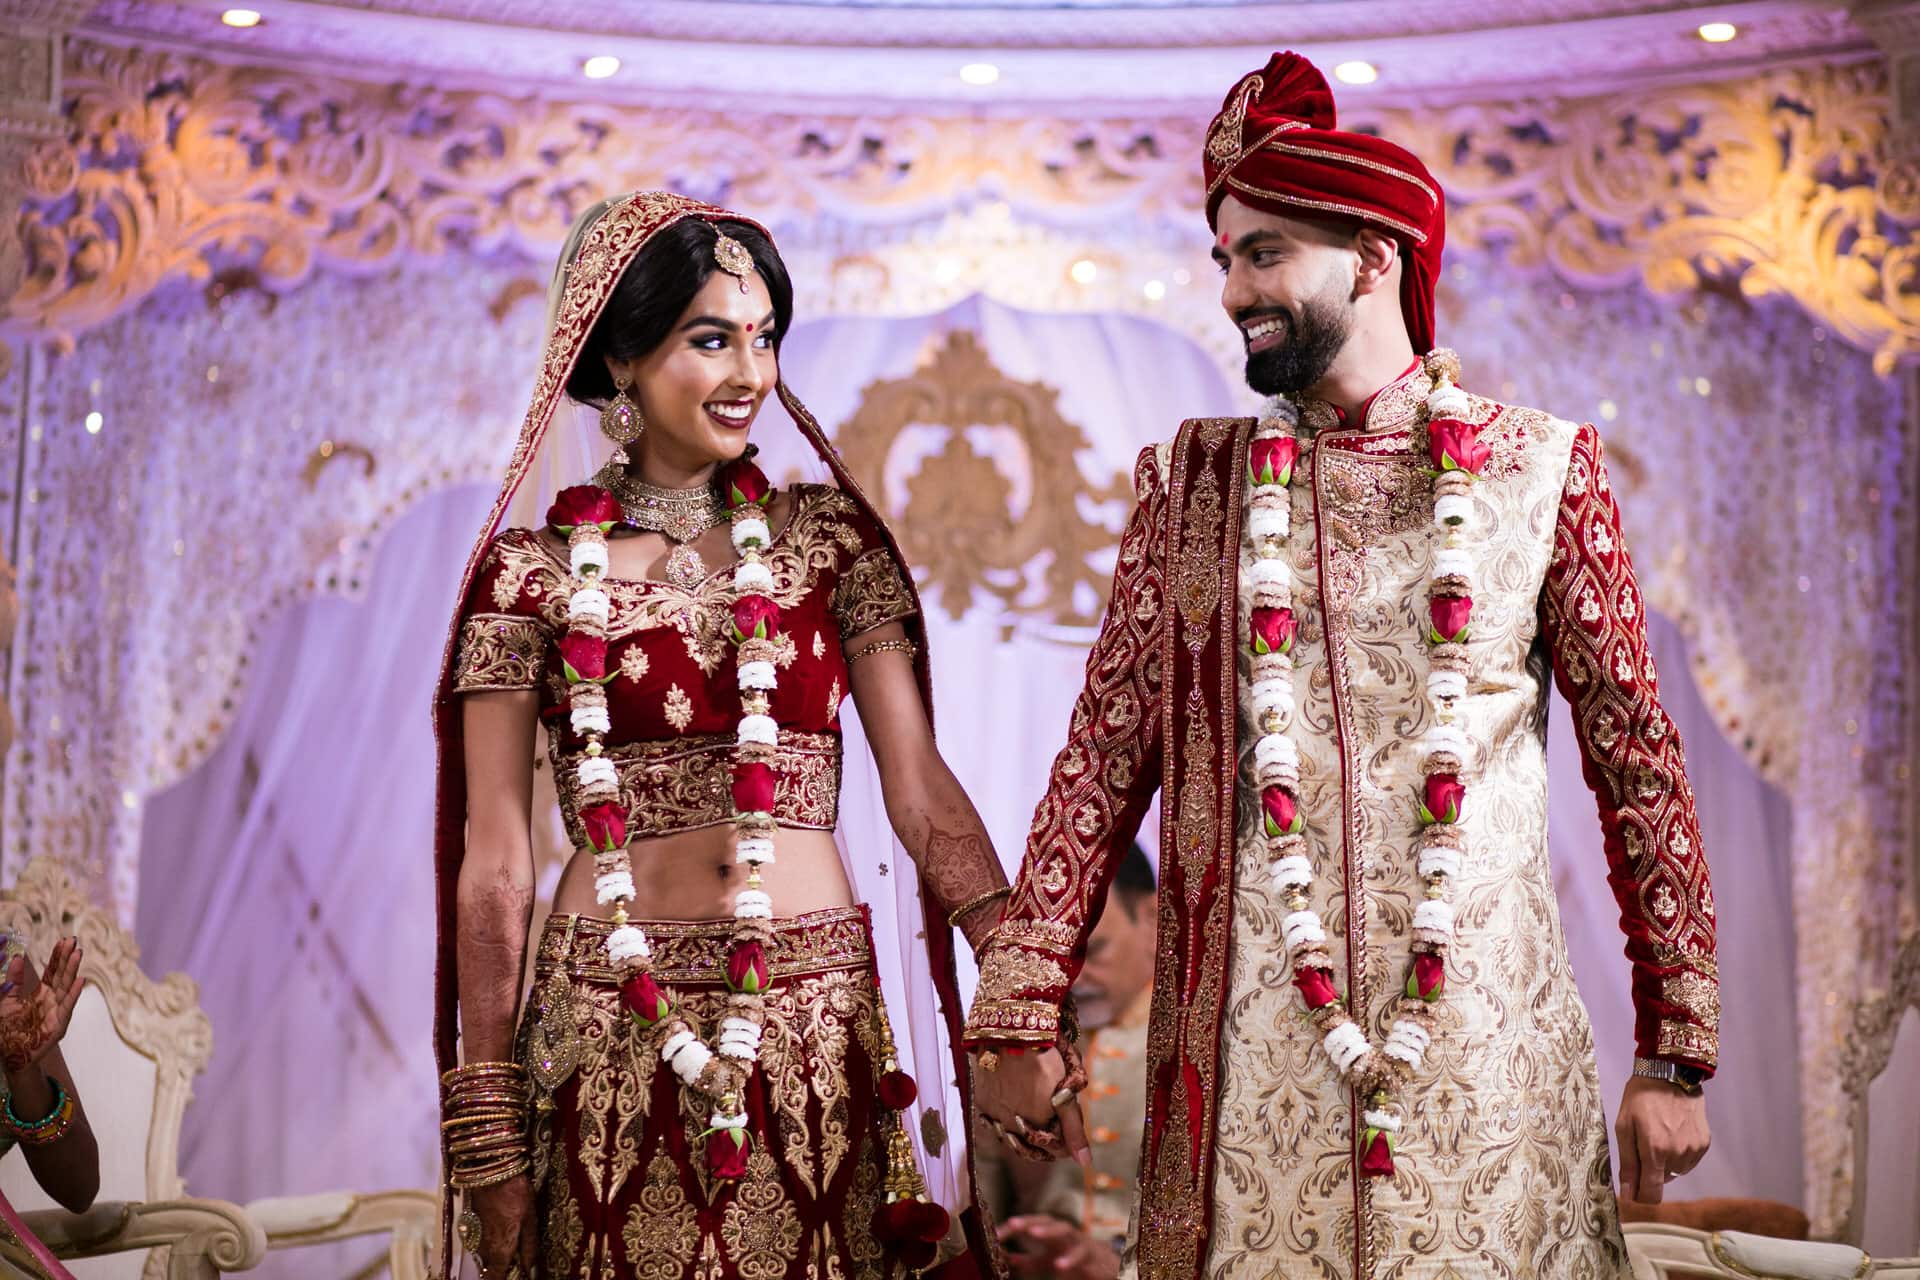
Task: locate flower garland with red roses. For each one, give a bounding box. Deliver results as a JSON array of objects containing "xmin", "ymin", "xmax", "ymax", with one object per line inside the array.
[
  {"xmin": 1246, "ymin": 349, "xmax": 1487, "ymax": 1180},
  {"xmin": 544, "ymin": 458, "xmax": 948, "ymax": 1262}
]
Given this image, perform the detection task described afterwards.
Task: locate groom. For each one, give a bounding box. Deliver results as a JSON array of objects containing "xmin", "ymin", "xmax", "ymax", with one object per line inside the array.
[{"xmin": 966, "ymin": 52, "xmax": 1717, "ymax": 1278}]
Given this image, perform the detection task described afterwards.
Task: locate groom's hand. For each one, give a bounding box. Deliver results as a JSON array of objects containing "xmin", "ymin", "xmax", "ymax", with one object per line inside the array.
[
  {"xmin": 1616, "ymin": 1075, "xmax": 1709, "ymax": 1204},
  {"xmin": 973, "ymin": 1047, "xmax": 1091, "ymax": 1167}
]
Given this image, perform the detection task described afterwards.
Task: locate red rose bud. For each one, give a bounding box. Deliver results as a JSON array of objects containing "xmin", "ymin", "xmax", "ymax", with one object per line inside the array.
[
  {"xmin": 730, "ymin": 594, "xmax": 782, "ymax": 644},
  {"xmin": 1248, "ymin": 436, "xmax": 1300, "ymax": 487},
  {"xmin": 1428, "ymin": 595, "xmax": 1472, "ymax": 644},
  {"xmin": 876, "ymin": 1069, "xmax": 919, "ymax": 1111},
  {"xmin": 720, "ymin": 458, "xmax": 772, "ymax": 509},
  {"xmin": 547, "ymin": 484, "xmax": 622, "ymax": 532},
  {"xmin": 620, "ymin": 971, "xmax": 672, "ymax": 1026},
  {"xmin": 1261, "ymin": 785, "xmax": 1302, "ymax": 837},
  {"xmin": 732, "ymin": 761, "xmax": 779, "ymax": 814},
  {"xmin": 1407, "ymin": 953, "xmax": 1446, "ymax": 1002},
  {"xmin": 1428, "ymin": 421, "xmax": 1492, "ymax": 475},
  {"xmin": 1249, "ymin": 606, "xmax": 1296, "ymax": 657},
  {"xmin": 558, "ymin": 633, "xmax": 610, "ymax": 683},
  {"xmin": 706, "ymin": 1127, "xmax": 751, "ymax": 1179},
  {"xmin": 582, "ymin": 802, "xmax": 627, "ymax": 853},
  {"xmin": 1293, "ymin": 966, "xmax": 1339, "ymax": 1009},
  {"xmin": 726, "ymin": 941, "xmax": 770, "ymax": 995},
  {"xmin": 1360, "ymin": 1126, "xmax": 1396, "ymax": 1178},
  {"xmin": 1420, "ymin": 773, "xmax": 1465, "ymax": 826}
]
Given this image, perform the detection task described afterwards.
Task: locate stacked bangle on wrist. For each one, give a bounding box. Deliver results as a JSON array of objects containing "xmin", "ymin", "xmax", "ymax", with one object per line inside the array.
[
  {"xmin": 441, "ymin": 1062, "xmax": 532, "ymax": 1189},
  {"xmin": 5, "ymin": 1077, "xmax": 75, "ymax": 1146}
]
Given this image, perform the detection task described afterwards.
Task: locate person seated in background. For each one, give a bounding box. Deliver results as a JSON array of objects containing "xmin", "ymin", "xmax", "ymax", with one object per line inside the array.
[
  {"xmin": 977, "ymin": 843, "xmax": 1157, "ymax": 1279},
  {"xmin": 0, "ymin": 548, "xmax": 98, "ymax": 1213}
]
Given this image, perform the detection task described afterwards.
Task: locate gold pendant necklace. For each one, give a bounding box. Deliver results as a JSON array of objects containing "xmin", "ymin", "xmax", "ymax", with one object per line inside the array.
[{"xmin": 593, "ymin": 463, "xmax": 727, "ymax": 587}]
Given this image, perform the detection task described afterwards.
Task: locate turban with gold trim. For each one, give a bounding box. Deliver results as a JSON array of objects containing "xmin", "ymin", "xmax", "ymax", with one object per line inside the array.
[{"xmin": 1203, "ymin": 52, "xmax": 1446, "ymax": 354}]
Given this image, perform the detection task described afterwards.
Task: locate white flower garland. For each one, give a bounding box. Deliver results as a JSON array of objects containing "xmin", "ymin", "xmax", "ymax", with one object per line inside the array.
[
  {"xmin": 557, "ymin": 478, "xmax": 781, "ymax": 1144},
  {"xmin": 1246, "ymin": 350, "xmax": 1484, "ymax": 1178}
]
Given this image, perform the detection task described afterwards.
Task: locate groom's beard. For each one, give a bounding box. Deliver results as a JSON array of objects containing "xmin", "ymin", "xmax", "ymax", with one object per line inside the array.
[{"xmin": 1242, "ymin": 283, "xmax": 1354, "ymax": 397}]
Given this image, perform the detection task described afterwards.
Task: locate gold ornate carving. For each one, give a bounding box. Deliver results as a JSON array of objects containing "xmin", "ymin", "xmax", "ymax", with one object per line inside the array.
[
  {"xmin": 833, "ymin": 331, "xmax": 1134, "ymax": 627},
  {"xmin": 3, "ymin": 45, "xmax": 1914, "ymax": 373}
]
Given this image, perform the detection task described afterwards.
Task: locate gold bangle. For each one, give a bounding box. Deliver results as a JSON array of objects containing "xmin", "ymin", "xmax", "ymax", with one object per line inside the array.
[
  {"xmin": 850, "ymin": 638, "xmax": 917, "ymax": 662},
  {"xmin": 947, "ymin": 885, "xmax": 1011, "ymax": 928}
]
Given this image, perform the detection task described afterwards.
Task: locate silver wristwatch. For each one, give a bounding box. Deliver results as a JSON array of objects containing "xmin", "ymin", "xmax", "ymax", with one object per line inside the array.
[{"xmin": 1632, "ymin": 1056, "xmax": 1705, "ymax": 1096}]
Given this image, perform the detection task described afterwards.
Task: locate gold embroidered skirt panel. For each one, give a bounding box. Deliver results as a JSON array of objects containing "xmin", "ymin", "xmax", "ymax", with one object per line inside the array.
[{"xmin": 518, "ymin": 909, "xmax": 900, "ymax": 1280}]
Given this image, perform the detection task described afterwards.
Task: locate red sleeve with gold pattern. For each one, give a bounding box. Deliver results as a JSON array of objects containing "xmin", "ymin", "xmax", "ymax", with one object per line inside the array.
[
  {"xmin": 963, "ymin": 445, "xmax": 1169, "ymax": 1046},
  {"xmin": 1540, "ymin": 422, "xmax": 1719, "ymax": 1074},
  {"xmin": 830, "ymin": 497, "xmax": 920, "ymax": 642},
  {"xmin": 452, "ymin": 529, "xmax": 559, "ymax": 694}
]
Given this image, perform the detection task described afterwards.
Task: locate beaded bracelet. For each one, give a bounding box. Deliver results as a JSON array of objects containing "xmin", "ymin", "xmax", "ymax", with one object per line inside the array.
[{"xmin": 6, "ymin": 1077, "xmax": 76, "ymax": 1146}]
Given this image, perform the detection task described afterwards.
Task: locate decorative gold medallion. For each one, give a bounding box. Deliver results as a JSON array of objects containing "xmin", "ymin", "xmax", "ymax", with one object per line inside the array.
[{"xmin": 665, "ymin": 543, "xmax": 707, "ymax": 588}]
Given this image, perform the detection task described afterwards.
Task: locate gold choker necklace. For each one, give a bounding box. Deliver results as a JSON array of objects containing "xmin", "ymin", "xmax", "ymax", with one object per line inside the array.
[{"xmin": 593, "ymin": 463, "xmax": 727, "ymax": 586}]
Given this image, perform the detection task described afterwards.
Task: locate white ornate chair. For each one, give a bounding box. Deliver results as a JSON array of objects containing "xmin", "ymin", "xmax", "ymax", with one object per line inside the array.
[{"xmin": 0, "ymin": 858, "xmax": 437, "ymax": 1279}]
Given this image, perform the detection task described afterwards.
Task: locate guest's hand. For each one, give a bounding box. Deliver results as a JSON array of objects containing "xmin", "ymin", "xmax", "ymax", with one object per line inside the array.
[
  {"xmin": 0, "ymin": 937, "xmax": 85, "ymax": 1073},
  {"xmin": 1616, "ymin": 1075, "xmax": 1709, "ymax": 1204},
  {"xmin": 999, "ymin": 1215, "xmax": 1122, "ymax": 1279},
  {"xmin": 973, "ymin": 1047, "xmax": 1090, "ymax": 1167}
]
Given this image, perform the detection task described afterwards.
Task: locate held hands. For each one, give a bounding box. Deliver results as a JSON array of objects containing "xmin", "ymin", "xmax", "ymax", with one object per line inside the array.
[
  {"xmin": 972, "ymin": 1047, "xmax": 1091, "ymax": 1169},
  {"xmin": 999, "ymin": 1216, "xmax": 1122, "ymax": 1280},
  {"xmin": 0, "ymin": 937, "xmax": 85, "ymax": 1074},
  {"xmin": 1616, "ymin": 1076, "xmax": 1710, "ymax": 1204}
]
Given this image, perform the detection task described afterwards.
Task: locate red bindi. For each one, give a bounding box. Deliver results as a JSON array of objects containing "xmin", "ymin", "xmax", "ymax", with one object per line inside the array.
[
  {"xmin": 1219, "ymin": 233, "xmax": 1229, "ymax": 246},
  {"xmin": 745, "ymin": 322, "xmax": 754, "ymax": 332}
]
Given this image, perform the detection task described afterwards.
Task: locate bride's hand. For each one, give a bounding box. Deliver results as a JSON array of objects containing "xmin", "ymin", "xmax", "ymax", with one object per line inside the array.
[
  {"xmin": 972, "ymin": 1047, "xmax": 1090, "ymax": 1167},
  {"xmin": 468, "ymin": 1175, "xmax": 537, "ymax": 1279}
]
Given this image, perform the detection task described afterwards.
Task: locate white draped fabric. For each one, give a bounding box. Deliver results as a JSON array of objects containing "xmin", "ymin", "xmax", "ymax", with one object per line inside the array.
[{"xmin": 134, "ymin": 297, "xmax": 1797, "ymax": 1275}]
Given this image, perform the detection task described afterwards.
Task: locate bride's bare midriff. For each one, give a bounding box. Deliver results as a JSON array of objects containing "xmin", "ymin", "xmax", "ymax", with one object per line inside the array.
[{"xmin": 550, "ymin": 824, "xmax": 855, "ymax": 922}]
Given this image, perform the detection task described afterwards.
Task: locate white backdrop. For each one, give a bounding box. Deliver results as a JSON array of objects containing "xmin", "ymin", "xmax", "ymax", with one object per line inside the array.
[{"xmin": 132, "ymin": 297, "xmax": 1798, "ymax": 1273}]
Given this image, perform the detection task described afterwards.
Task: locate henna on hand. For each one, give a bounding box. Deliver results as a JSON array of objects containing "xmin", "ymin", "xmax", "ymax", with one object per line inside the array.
[{"xmin": 0, "ymin": 939, "xmax": 85, "ymax": 1073}]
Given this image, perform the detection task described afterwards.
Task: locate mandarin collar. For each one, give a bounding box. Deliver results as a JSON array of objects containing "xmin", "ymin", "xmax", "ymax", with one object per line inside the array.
[{"xmin": 1299, "ymin": 358, "xmax": 1429, "ymax": 436}]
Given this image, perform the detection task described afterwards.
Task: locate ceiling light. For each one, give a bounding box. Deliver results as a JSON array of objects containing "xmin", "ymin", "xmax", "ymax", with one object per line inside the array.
[
  {"xmin": 1333, "ymin": 61, "xmax": 1378, "ymax": 85},
  {"xmin": 959, "ymin": 63, "xmax": 1000, "ymax": 87},
  {"xmin": 1070, "ymin": 259, "xmax": 1097, "ymax": 285},
  {"xmin": 84, "ymin": 411, "xmax": 103, "ymax": 434},
  {"xmin": 582, "ymin": 55, "xmax": 621, "ymax": 79},
  {"xmin": 221, "ymin": 8, "xmax": 263, "ymax": 26},
  {"xmin": 1143, "ymin": 280, "xmax": 1166, "ymax": 301},
  {"xmin": 1697, "ymin": 22, "xmax": 1737, "ymax": 42}
]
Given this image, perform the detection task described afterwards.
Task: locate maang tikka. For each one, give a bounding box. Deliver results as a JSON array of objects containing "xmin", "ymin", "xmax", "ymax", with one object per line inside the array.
[
  {"xmin": 713, "ymin": 233, "xmax": 753, "ymax": 293},
  {"xmin": 600, "ymin": 372, "xmax": 643, "ymax": 466}
]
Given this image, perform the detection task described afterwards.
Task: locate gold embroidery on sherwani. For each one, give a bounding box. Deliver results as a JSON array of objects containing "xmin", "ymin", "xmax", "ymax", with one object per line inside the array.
[
  {"xmin": 1137, "ymin": 416, "xmax": 1247, "ymax": 1280},
  {"xmin": 1205, "ymin": 388, "xmax": 1629, "ymax": 1280}
]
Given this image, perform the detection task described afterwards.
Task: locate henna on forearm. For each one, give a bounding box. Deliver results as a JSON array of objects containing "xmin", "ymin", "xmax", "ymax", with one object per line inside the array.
[
  {"xmin": 456, "ymin": 858, "xmax": 534, "ymax": 1064},
  {"xmin": 899, "ymin": 788, "xmax": 1010, "ymax": 954}
]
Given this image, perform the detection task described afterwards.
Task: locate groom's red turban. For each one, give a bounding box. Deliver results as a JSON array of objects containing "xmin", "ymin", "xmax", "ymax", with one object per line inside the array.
[{"xmin": 1204, "ymin": 52, "xmax": 1446, "ymax": 354}]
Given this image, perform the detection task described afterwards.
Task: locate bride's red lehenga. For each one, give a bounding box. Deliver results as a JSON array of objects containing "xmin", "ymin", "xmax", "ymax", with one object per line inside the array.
[
  {"xmin": 430, "ymin": 192, "xmax": 993, "ymax": 1280},
  {"xmin": 453, "ymin": 492, "xmax": 931, "ymax": 1278}
]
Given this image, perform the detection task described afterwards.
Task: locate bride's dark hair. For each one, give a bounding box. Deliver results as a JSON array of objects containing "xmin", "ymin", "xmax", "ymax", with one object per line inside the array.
[{"xmin": 565, "ymin": 217, "xmax": 793, "ymax": 406}]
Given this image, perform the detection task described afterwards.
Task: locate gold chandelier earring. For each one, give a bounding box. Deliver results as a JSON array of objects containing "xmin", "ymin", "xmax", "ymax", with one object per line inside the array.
[{"xmin": 600, "ymin": 373, "xmax": 644, "ymax": 467}]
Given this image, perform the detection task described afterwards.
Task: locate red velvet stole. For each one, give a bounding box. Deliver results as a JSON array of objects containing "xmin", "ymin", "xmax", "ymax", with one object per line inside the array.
[{"xmin": 1134, "ymin": 416, "xmax": 1252, "ymax": 1280}]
